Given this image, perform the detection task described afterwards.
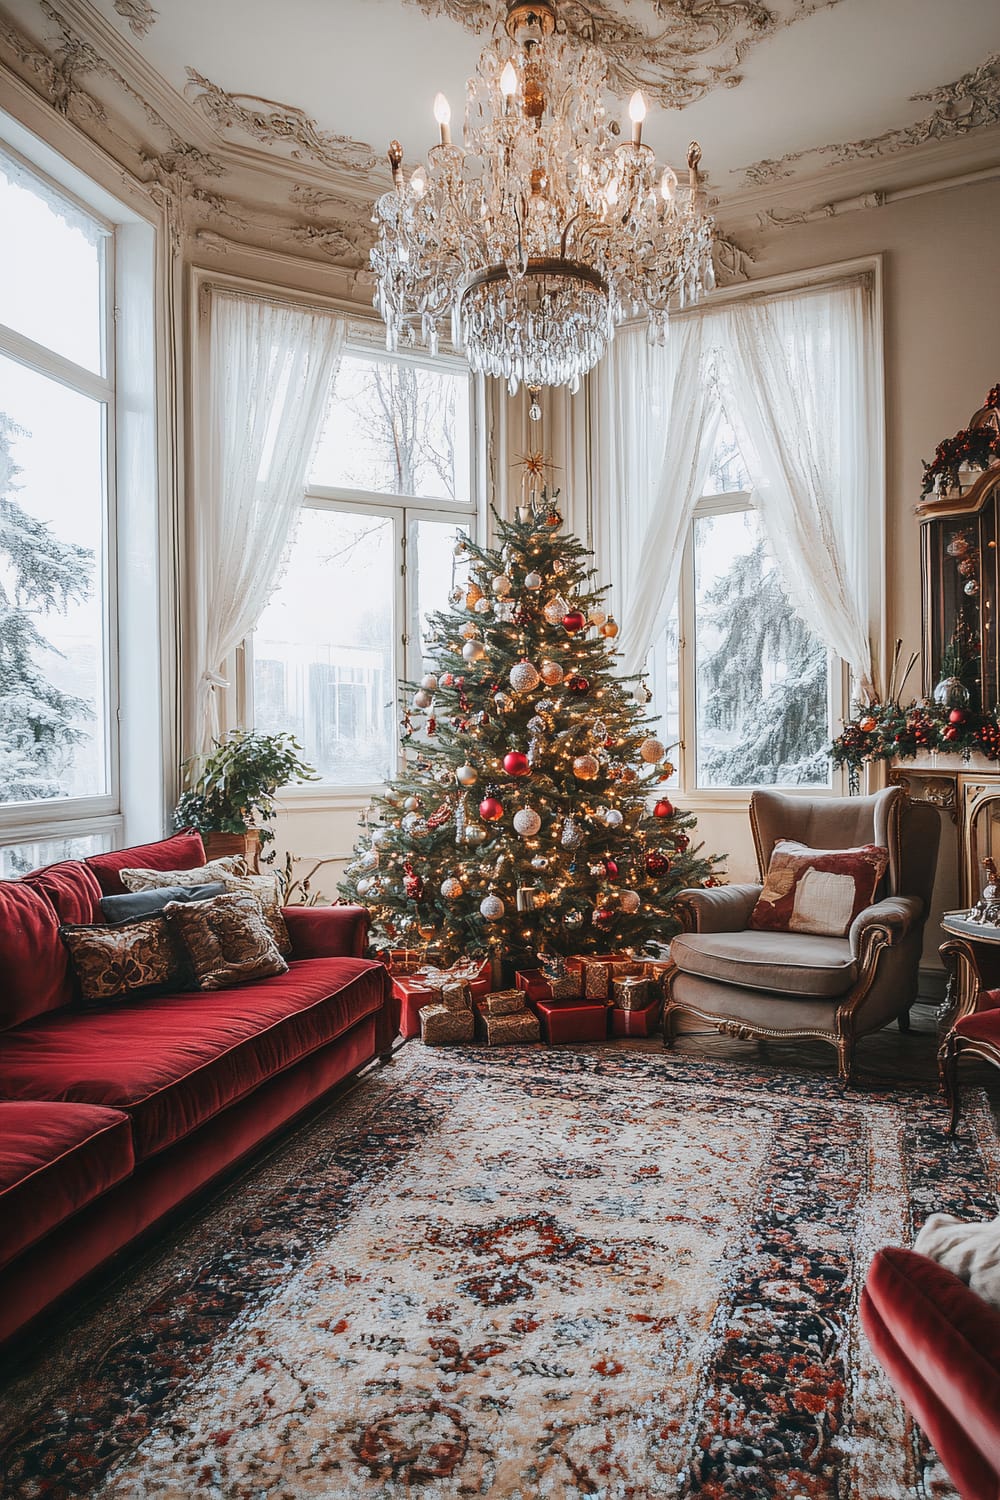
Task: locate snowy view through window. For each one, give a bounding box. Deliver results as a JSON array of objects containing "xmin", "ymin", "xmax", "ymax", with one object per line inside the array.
[
  {"xmin": 0, "ymin": 156, "xmax": 110, "ymax": 807},
  {"xmin": 254, "ymin": 355, "xmax": 471, "ymax": 785}
]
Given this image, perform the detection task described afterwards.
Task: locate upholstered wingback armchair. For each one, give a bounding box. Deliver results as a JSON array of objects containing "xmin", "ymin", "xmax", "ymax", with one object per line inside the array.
[{"xmin": 664, "ymin": 786, "xmax": 941, "ymax": 1080}]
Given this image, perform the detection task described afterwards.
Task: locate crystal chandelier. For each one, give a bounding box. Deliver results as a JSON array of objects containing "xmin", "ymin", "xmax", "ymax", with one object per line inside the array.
[{"xmin": 370, "ymin": 0, "xmax": 715, "ymax": 396}]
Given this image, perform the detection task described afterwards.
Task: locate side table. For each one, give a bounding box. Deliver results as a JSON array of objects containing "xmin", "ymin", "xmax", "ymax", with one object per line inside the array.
[{"xmin": 938, "ymin": 912, "xmax": 1000, "ymax": 1131}]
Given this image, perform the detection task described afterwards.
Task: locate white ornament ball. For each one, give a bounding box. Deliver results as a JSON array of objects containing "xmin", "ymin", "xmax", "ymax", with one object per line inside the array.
[
  {"xmin": 356, "ymin": 877, "xmax": 373, "ymax": 896},
  {"xmin": 510, "ymin": 659, "xmax": 541, "ymax": 694},
  {"xmin": 589, "ymin": 609, "xmax": 607, "ymax": 627},
  {"xmin": 440, "ymin": 877, "xmax": 464, "ymax": 900},
  {"xmin": 634, "ymin": 681, "xmax": 653, "ymax": 706},
  {"xmin": 461, "ymin": 621, "xmax": 478, "ymax": 640},
  {"xmin": 572, "ymin": 753, "xmax": 600, "ymax": 780},
  {"xmin": 620, "ymin": 889, "xmax": 641, "ymax": 914},
  {"xmin": 372, "ymin": 828, "xmax": 390, "ymax": 847},
  {"xmin": 465, "ymin": 823, "xmax": 487, "ymax": 847},
  {"xmin": 475, "ymin": 597, "xmax": 492, "ymax": 615},
  {"xmin": 480, "ymin": 893, "xmax": 505, "ymax": 921},
  {"xmin": 543, "ymin": 598, "xmax": 565, "ymax": 625},
  {"xmin": 463, "ymin": 639, "xmax": 486, "ymax": 662},
  {"xmin": 421, "ymin": 674, "xmax": 439, "ymax": 692},
  {"xmin": 604, "ymin": 808, "xmax": 624, "ymax": 829},
  {"xmin": 413, "ymin": 689, "xmax": 433, "ymax": 709},
  {"xmin": 403, "ymin": 796, "xmax": 421, "ymax": 812},
  {"xmin": 640, "ymin": 737, "xmax": 666, "ymax": 763},
  {"xmin": 456, "ymin": 764, "xmax": 478, "ymax": 787},
  {"xmin": 539, "ymin": 659, "xmax": 564, "ymax": 686},
  {"xmin": 492, "ymin": 574, "xmax": 512, "ymax": 597},
  {"xmin": 524, "ymin": 571, "xmax": 543, "ymax": 590},
  {"xmin": 359, "ymin": 847, "xmax": 378, "ymax": 871},
  {"xmin": 513, "ymin": 807, "xmax": 542, "ymax": 837}
]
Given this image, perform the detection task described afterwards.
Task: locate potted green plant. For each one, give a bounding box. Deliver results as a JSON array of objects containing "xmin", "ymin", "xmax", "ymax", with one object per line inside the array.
[{"xmin": 173, "ymin": 730, "xmax": 319, "ymax": 868}]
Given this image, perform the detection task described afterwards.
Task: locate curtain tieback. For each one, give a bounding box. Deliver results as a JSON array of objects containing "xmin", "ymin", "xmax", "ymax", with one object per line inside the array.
[{"xmin": 202, "ymin": 670, "xmax": 229, "ymax": 690}]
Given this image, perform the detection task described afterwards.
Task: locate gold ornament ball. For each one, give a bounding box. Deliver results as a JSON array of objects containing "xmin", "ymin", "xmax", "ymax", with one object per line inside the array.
[
  {"xmin": 465, "ymin": 823, "xmax": 487, "ymax": 846},
  {"xmin": 572, "ymin": 753, "xmax": 600, "ymax": 780},
  {"xmin": 461, "ymin": 621, "xmax": 479, "ymax": 640},
  {"xmin": 463, "ymin": 639, "xmax": 486, "ymax": 662},
  {"xmin": 602, "ymin": 617, "xmax": 620, "ymax": 638},
  {"xmin": 466, "ymin": 583, "xmax": 483, "ymax": 609},
  {"xmin": 540, "ymin": 659, "xmax": 564, "ymax": 686},
  {"xmin": 456, "ymin": 764, "xmax": 478, "ymax": 787},
  {"xmin": 619, "ymin": 889, "xmax": 641, "ymax": 914},
  {"xmin": 589, "ymin": 609, "xmax": 607, "ymax": 627},
  {"xmin": 543, "ymin": 598, "xmax": 566, "ymax": 625},
  {"xmin": 440, "ymin": 877, "xmax": 464, "ymax": 900},
  {"xmin": 640, "ymin": 737, "xmax": 665, "ymax": 763}
]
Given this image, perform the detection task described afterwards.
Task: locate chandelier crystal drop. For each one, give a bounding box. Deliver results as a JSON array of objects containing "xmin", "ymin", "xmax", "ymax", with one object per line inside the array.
[{"xmin": 370, "ymin": 0, "xmax": 716, "ymax": 393}]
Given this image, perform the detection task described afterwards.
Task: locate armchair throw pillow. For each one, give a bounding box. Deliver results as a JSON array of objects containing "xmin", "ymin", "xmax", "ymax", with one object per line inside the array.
[
  {"xmin": 750, "ymin": 840, "xmax": 889, "ymax": 938},
  {"xmin": 164, "ymin": 891, "xmax": 288, "ymax": 991},
  {"xmin": 60, "ymin": 915, "xmax": 189, "ymax": 1002}
]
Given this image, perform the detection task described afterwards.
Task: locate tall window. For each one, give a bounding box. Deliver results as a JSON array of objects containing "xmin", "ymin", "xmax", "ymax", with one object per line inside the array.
[
  {"xmin": 0, "ymin": 150, "xmax": 119, "ymax": 850},
  {"xmin": 252, "ymin": 346, "xmax": 475, "ymax": 788},
  {"xmin": 649, "ymin": 420, "xmax": 835, "ymax": 791}
]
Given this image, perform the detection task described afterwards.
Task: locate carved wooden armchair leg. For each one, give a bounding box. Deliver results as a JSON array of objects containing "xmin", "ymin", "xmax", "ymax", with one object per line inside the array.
[{"xmin": 939, "ymin": 1031, "xmax": 960, "ymax": 1136}]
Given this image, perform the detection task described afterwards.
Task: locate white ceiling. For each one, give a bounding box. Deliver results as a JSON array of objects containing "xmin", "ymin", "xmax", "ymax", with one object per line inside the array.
[{"xmin": 82, "ymin": 0, "xmax": 1000, "ymax": 196}]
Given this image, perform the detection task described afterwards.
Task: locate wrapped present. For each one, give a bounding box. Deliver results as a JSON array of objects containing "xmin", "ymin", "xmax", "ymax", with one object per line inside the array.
[
  {"xmin": 479, "ymin": 989, "xmax": 527, "ymax": 1017},
  {"xmin": 612, "ymin": 975, "xmax": 651, "ymax": 1011},
  {"xmin": 610, "ymin": 959, "xmax": 642, "ymax": 978},
  {"xmin": 535, "ymin": 997, "xmax": 609, "ymax": 1045},
  {"xmin": 420, "ymin": 1003, "xmax": 475, "ymax": 1045},
  {"xmin": 611, "ymin": 995, "xmax": 662, "ymax": 1038},
  {"xmin": 580, "ymin": 959, "xmax": 612, "ymax": 1001},
  {"xmin": 515, "ymin": 968, "xmax": 581, "ymax": 1004},
  {"xmin": 479, "ymin": 1009, "xmax": 540, "ymax": 1046},
  {"xmin": 385, "ymin": 948, "xmax": 426, "ymax": 975},
  {"xmin": 639, "ymin": 960, "xmax": 671, "ymax": 998},
  {"xmin": 436, "ymin": 979, "xmax": 472, "ymax": 1011},
  {"xmin": 393, "ymin": 956, "xmax": 491, "ymax": 1038}
]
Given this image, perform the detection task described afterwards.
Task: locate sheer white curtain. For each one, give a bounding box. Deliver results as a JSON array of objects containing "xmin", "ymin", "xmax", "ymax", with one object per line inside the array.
[
  {"xmin": 191, "ymin": 292, "xmax": 346, "ymax": 756},
  {"xmin": 593, "ymin": 318, "xmax": 721, "ymax": 677},
  {"xmin": 719, "ymin": 278, "xmax": 879, "ymax": 691}
]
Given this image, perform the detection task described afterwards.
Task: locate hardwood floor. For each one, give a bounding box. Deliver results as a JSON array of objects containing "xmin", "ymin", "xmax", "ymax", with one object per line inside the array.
[{"xmin": 670, "ymin": 999, "xmax": 1000, "ymax": 1133}]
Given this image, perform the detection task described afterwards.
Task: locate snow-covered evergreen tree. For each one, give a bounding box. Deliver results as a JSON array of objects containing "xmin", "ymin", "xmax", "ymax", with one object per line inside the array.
[
  {"xmin": 699, "ymin": 536, "xmax": 828, "ymax": 786},
  {"xmin": 0, "ymin": 412, "xmax": 93, "ymax": 800}
]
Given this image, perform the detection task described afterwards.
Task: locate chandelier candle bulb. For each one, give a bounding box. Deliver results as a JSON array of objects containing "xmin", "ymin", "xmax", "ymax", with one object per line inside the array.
[
  {"xmin": 433, "ymin": 92, "xmax": 452, "ymax": 145},
  {"xmin": 629, "ymin": 90, "xmax": 646, "ymax": 146}
]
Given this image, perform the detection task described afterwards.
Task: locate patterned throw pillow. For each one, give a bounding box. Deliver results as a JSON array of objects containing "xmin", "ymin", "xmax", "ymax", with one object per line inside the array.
[
  {"xmin": 119, "ymin": 862, "xmax": 291, "ymax": 956},
  {"xmin": 750, "ymin": 841, "xmax": 889, "ymax": 938},
  {"xmin": 164, "ymin": 891, "xmax": 288, "ymax": 991},
  {"xmin": 59, "ymin": 916, "xmax": 189, "ymax": 1002},
  {"xmin": 118, "ymin": 857, "xmax": 242, "ymax": 892}
]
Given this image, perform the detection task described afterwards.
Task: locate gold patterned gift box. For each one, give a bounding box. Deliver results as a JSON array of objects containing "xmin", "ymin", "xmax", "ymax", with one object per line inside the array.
[
  {"xmin": 639, "ymin": 960, "xmax": 671, "ymax": 998},
  {"xmin": 478, "ymin": 1009, "xmax": 540, "ymax": 1046},
  {"xmin": 478, "ymin": 989, "xmax": 527, "ymax": 1017},
  {"xmin": 420, "ymin": 1003, "xmax": 475, "ymax": 1045},
  {"xmin": 611, "ymin": 975, "xmax": 651, "ymax": 1011},
  {"xmin": 431, "ymin": 978, "xmax": 472, "ymax": 1011},
  {"xmin": 566, "ymin": 954, "xmax": 639, "ymax": 1000}
]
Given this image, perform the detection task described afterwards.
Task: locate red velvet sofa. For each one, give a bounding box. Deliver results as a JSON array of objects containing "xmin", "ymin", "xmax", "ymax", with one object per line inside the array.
[
  {"xmin": 0, "ymin": 830, "xmax": 394, "ymax": 1349},
  {"xmin": 861, "ymin": 1246, "xmax": 1000, "ymax": 1499}
]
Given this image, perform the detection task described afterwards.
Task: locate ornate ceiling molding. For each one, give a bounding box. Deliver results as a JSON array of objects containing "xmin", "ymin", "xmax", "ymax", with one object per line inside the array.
[
  {"xmin": 184, "ymin": 69, "xmax": 379, "ymax": 176},
  {"xmin": 113, "ymin": 0, "xmax": 156, "ymax": 38},
  {"xmin": 742, "ymin": 51, "xmax": 1000, "ymax": 185},
  {"xmin": 403, "ymin": 0, "xmax": 843, "ymax": 110}
]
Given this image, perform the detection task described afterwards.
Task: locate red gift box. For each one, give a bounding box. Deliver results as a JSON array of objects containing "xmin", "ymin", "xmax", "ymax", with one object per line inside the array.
[
  {"xmin": 533, "ymin": 997, "xmax": 609, "ymax": 1044},
  {"xmin": 515, "ymin": 968, "xmax": 581, "ymax": 1004},
  {"xmin": 393, "ymin": 957, "xmax": 491, "ymax": 1039},
  {"xmin": 610, "ymin": 995, "xmax": 663, "ymax": 1037}
]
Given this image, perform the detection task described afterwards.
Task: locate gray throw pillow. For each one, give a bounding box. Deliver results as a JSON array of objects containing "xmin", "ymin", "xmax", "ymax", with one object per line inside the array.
[{"xmin": 100, "ymin": 882, "xmax": 227, "ymax": 924}]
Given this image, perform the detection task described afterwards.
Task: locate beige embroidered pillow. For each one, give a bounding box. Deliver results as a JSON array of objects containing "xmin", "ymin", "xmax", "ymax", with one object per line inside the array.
[
  {"xmin": 163, "ymin": 891, "xmax": 288, "ymax": 991},
  {"xmin": 120, "ymin": 860, "xmax": 290, "ymax": 955},
  {"xmin": 59, "ymin": 916, "xmax": 189, "ymax": 1002}
]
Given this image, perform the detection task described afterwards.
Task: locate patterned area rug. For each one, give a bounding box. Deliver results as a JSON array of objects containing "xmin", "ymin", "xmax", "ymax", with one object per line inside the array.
[{"xmin": 1, "ymin": 1045, "xmax": 998, "ymax": 1499}]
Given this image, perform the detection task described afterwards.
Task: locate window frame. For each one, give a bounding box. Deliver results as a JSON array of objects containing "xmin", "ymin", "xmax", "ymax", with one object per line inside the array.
[
  {"xmin": 0, "ymin": 143, "xmax": 122, "ymax": 842},
  {"xmin": 247, "ymin": 337, "xmax": 483, "ymax": 801},
  {"xmin": 670, "ymin": 486, "xmax": 848, "ymax": 802}
]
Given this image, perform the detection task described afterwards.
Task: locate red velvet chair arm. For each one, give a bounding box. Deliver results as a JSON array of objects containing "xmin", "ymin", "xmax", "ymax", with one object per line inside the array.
[
  {"xmin": 979, "ymin": 987, "xmax": 1000, "ymax": 1013},
  {"xmin": 282, "ymin": 904, "xmax": 370, "ymax": 960},
  {"xmin": 861, "ymin": 1246, "xmax": 1000, "ymax": 1498}
]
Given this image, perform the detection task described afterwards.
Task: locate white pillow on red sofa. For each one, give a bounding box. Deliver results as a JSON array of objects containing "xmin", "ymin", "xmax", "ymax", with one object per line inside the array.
[
  {"xmin": 119, "ymin": 860, "xmax": 291, "ymax": 956},
  {"xmin": 914, "ymin": 1211, "xmax": 1000, "ymax": 1311}
]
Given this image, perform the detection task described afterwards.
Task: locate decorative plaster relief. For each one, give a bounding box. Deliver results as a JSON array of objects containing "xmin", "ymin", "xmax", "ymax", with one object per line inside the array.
[
  {"xmin": 113, "ymin": 0, "xmax": 157, "ymax": 38},
  {"xmin": 185, "ymin": 68, "xmax": 379, "ymax": 175},
  {"xmin": 712, "ymin": 229, "xmax": 755, "ymax": 282},
  {"xmin": 404, "ymin": 0, "xmax": 843, "ymax": 110},
  {"xmin": 742, "ymin": 51, "xmax": 1000, "ymax": 184},
  {"xmin": 756, "ymin": 191, "xmax": 885, "ymax": 230}
]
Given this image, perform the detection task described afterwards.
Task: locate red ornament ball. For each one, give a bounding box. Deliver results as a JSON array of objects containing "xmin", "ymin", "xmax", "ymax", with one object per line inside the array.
[
  {"xmin": 562, "ymin": 611, "xmax": 586, "ymax": 634},
  {"xmin": 503, "ymin": 750, "xmax": 531, "ymax": 777},
  {"xmin": 645, "ymin": 851, "xmax": 671, "ymax": 877},
  {"xmin": 604, "ymin": 858, "xmax": 619, "ymax": 881},
  {"xmin": 479, "ymin": 796, "xmax": 504, "ymax": 822},
  {"xmin": 653, "ymin": 798, "xmax": 674, "ymax": 818},
  {"xmin": 566, "ymin": 675, "xmax": 590, "ymax": 695},
  {"xmin": 592, "ymin": 906, "xmax": 616, "ymax": 928},
  {"xmin": 673, "ymin": 833, "xmax": 690, "ymax": 853},
  {"xmin": 949, "ymin": 709, "xmax": 967, "ymax": 724}
]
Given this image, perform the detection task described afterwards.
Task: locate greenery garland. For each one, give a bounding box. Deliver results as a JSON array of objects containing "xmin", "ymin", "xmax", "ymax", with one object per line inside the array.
[
  {"xmin": 831, "ymin": 700, "xmax": 1000, "ymax": 791},
  {"xmin": 920, "ymin": 383, "xmax": 1000, "ymax": 497}
]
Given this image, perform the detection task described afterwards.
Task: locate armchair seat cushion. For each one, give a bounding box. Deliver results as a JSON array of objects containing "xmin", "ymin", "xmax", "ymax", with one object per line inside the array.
[{"xmin": 671, "ymin": 928, "xmax": 857, "ymax": 999}]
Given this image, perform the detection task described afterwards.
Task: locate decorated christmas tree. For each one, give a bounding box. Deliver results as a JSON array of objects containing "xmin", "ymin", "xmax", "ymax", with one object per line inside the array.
[{"xmin": 339, "ymin": 496, "xmax": 720, "ymax": 962}]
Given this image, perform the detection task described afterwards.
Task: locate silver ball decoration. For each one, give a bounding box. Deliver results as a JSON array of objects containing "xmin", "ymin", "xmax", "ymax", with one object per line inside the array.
[
  {"xmin": 513, "ymin": 807, "xmax": 542, "ymax": 837},
  {"xmin": 480, "ymin": 893, "xmax": 505, "ymax": 921},
  {"xmin": 463, "ymin": 639, "xmax": 486, "ymax": 662},
  {"xmin": 492, "ymin": 574, "xmax": 512, "ymax": 597},
  {"xmin": 510, "ymin": 659, "xmax": 541, "ymax": 694},
  {"xmin": 465, "ymin": 823, "xmax": 487, "ymax": 846},
  {"xmin": 440, "ymin": 877, "xmax": 464, "ymax": 900},
  {"xmin": 456, "ymin": 764, "xmax": 478, "ymax": 787},
  {"xmin": 524, "ymin": 571, "xmax": 542, "ymax": 590},
  {"xmin": 604, "ymin": 808, "xmax": 624, "ymax": 829}
]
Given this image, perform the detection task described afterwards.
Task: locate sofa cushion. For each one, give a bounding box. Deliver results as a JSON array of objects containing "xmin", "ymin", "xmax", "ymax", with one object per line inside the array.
[
  {"xmin": 0, "ymin": 958, "xmax": 388, "ymax": 1161},
  {"xmin": 86, "ymin": 830, "xmax": 207, "ymax": 896},
  {"xmin": 671, "ymin": 928, "xmax": 857, "ymax": 999},
  {"xmin": 0, "ymin": 879, "xmax": 75, "ymax": 1030},
  {"xmin": 21, "ymin": 860, "xmax": 104, "ymax": 926},
  {"xmin": 100, "ymin": 882, "xmax": 226, "ymax": 923},
  {"xmin": 126, "ymin": 866, "xmax": 291, "ymax": 956},
  {"xmin": 0, "ymin": 1100, "xmax": 134, "ymax": 1271},
  {"xmin": 164, "ymin": 891, "xmax": 288, "ymax": 990},
  {"xmin": 59, "ymin": 915, "xmax": 191, "ymax": 1003}
]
